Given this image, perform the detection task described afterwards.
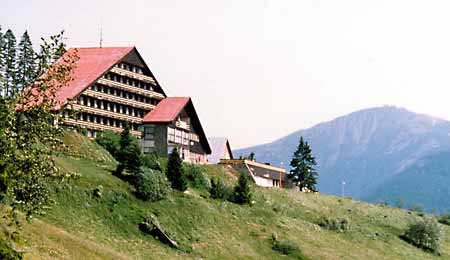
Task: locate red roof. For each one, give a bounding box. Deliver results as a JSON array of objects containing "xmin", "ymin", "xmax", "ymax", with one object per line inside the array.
[
  {"xmin": 143, "ymin": 97, "xmax": 190, "ymax": 123},
  {"xmin": 55, "ymin": 47, "xmax": 134, "ymax": 107}
]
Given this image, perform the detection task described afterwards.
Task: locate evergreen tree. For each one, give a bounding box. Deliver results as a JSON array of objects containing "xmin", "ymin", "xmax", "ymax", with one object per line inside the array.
[
  {"xmin": 288, "ymin": 137, "xmax": 319, "ymax": 191},
  {"xmin": 16, "ymin": 31, "xmax": 36, "ymax": 93},
  {"xmin": 232, "ymin": 172, "xmax": 253, "ymax": 204},
  {"xmin": 166, "ymin": 147, "xmax": 187, "ymax": 191},
  {"xmin": 3, "ymin": 29, "xmax": 17, "ymax": 97},
  {"xmin": 115, "ymin": 123, "xmax": 142, "ymax": 175},
  {"xmin": 0, "ymin": 26, "xmax": 5, "ymax": 95}
]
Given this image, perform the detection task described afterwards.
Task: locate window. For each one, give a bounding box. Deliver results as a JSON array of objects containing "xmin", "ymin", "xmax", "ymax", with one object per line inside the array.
[{"xmin": 144, "ymin": 126, "xmax": 154, "ymax": 140}]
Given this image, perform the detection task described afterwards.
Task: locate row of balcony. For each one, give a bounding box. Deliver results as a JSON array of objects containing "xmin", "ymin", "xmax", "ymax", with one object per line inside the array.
[
  {"xmin": 69, "ymin": 104, "xmax": 143, "ymax": 124},
  {"xmin": 63, "ymin": 118, "xmax": 142, "ymax": 137},
  {"xmin": 83, "ymin": 89, "xmax": 156, "ymax": 111},
  {"xmin": 110, "ymin": 67, "xmax": 156, "ymax": 85},
  {"xmin": 97, "ymin": 78, "xmax": 165, "ymax": 100}
]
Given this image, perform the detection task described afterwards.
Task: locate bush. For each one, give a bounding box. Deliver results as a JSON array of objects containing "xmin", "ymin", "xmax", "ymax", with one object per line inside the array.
[
  {"xmin": 166, "ymin": 148, "xmax": 187, "ymax": 191},
  {"xmin": 141, "ymin": 153, "xmax": 162, "ymax": 171},
  {"xmin": 317, "ymin": 216, "xmax": 350, "ymax": 232},
  {"xmin": 210, "ymin": 178, "xmax": 232, "ymax": 200},
  {"xmin": 185, "ymin": 165, "xmax": 210, "ymax": 190},
  {"xmin": 438, "ymin": 214, "xmax": 450, "ymax": 226},
  {"xmin": 0, "ymin": 238, "xmax": 23, "ymax": 260},
  {"xmin": 271, "ymin": 235, "xmax": 309, "ymax": 259},
  {"xmin": 96, "ymin": 130, "xmax": 120, "ymax": 159},
  {"xmin": 401, "ymin": 217, "xmax": 442, "ymax": 254},
  {"xmin": 134, "ymin": 167, "xmax": 170, "ymax": 202},
  {"xmin": 231, "ymin": 172, "xmax": 253, "ymax": 205}
]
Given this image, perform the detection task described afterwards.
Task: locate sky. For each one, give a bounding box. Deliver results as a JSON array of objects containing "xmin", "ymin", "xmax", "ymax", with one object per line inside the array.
[{"xmin": 2, "ymin": 0, "xmax": 450, "ymax": 148}]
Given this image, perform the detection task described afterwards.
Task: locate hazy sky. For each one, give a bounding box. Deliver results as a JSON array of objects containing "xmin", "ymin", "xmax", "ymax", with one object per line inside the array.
[{"xmin": 2, "ymin": 0, "xmax": 450, "ymax": 148}]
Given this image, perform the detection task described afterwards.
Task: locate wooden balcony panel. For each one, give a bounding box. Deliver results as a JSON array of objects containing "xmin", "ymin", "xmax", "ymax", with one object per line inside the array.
[
  {"xmin": 83, "ymin": 90, "xmax": 155, "ymax": 110},
  {"xmin": 110, "ymin": 67, "xmax": 156, "ymax": 85},
  {"xmin": 63, "ymin": 118, "xmax": 142, "ymax": 137},
  {"xmin": 97, "ymin": 78, "xmax": 165, "ymax": 100},
  {"xmin": 70, "ymin": 104, "xmax": 143, "ymax": 124}
]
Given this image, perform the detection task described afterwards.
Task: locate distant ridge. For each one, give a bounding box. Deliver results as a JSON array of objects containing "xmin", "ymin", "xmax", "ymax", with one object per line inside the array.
[{"xmin": 235, "ymin": 106, "xmax": 450, "ymax": 212}]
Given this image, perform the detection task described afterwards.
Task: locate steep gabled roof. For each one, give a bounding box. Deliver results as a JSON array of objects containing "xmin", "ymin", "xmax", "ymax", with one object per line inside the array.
[
  {"xmin": 142, "ymin": 97, "xmax": 190, "ymax": 123},
  {"xmin": 143, "ymin": 97, "xmax": 212, "ymax": 154},
  {"xmin": 207, "ymin": 137, "xmax": 233, "ymax": 163},
  {"xmin": 55, "ymin": 47, "xmax": 134, "ymax": 106},
  {"xmin": 54, "ymin": 46, "xmax": 166, "ymax": 109}
]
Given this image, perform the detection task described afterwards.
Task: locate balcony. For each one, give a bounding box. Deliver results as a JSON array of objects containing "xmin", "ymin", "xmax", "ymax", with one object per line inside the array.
[
  {"xmin": 176, "ymin": 120, "xmax": 190, "ymax": 130},
  {"xmin": 83, "ymin": 89, "xmax": 155, "ymax": 111},
  {"xmin": 110, "ymin": 66, "xmax": 156, "ymax": 85},
  {"xmin": 97, "ymin": 78, "xmax": 165, "ymax": 100},
  {"xmin": 63, "ymin": 118, "xmax": 142, "ymax": 137},
  {"xmin": 70, "ymin": 104, "xmax": 143, "ymax": 124}
]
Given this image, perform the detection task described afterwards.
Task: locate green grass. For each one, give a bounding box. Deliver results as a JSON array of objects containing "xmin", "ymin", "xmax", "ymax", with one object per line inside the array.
[{"xmin": 5, "ymin": 133, "xmax": 450, "ymax": 259}]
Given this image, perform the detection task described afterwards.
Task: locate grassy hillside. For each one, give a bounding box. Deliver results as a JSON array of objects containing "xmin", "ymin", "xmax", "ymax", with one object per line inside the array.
[{"xmin": 5, "ymin": 133, "xmax": 450, "ymax": 259}]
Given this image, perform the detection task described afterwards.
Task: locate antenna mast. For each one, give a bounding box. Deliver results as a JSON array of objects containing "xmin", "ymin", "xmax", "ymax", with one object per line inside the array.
[{"xmin": 99, "ymin": 17, "xmax": 103, "ymax": 48}]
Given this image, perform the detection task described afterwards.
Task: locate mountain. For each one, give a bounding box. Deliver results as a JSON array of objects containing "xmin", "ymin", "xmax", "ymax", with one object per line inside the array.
[{"xmin": 234, "ymin": 106, "xmax": 450, "ymax": 212}]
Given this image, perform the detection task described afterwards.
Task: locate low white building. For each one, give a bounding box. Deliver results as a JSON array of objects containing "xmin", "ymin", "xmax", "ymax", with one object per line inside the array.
[{"xmin": 219, "ymin": 159, "xmax": 286, "ymax": 188}]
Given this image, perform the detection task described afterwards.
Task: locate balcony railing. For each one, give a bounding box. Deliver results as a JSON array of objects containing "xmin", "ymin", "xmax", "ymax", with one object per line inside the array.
[
  {"xmin": 63, "ymin": 118, "xmax": 142, "ymax": 137},
  {"xmin": 97, "ymin": 78, "xmax": 165, "ymax": 100},
  {"xmin": 70, "ymin": 104, "xmax": 143, "ymax": 124},
  {"xmin": 176, "ymin": 121, "xmax": 190, "ymax": 130},
  {"xmin": 110, "ymin": 67, "xmax": 156, "ymax": 85},
  {"xmin": 83, "ymin": 89, "xmax": 155, "ymax": 111}
]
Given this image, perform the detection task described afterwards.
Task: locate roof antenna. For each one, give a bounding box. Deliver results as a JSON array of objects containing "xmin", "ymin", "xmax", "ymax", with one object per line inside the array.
[{"xmin": 99, "ymin": 17, "xmax": 104, "ymax": 48}]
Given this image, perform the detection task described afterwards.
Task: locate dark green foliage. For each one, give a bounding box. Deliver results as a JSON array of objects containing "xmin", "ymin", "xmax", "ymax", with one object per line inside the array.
[
  {"xmin": 134, "ymin": 167, "xmax": 170, "ymax": 202},
  {"xmin": 288, "ymin": 137, "xmax": 319, "ymax": 191},
  {"xmin": 209, "ymin": 178, "xmax": 232, "ymax": 200},
  {"xmin": 16, "ymin": 31, "xmax": 36, "ymax": 93},
  {"xmin": 2, "ymin": 29, "xmax": 17, "ymax": 96},
  {"xmin": 115, "ymin": 123, "xmax": 141, "ymax": 175},
  {"xmin": 0, "ymin": 238, "xmax": 23, "ymax": 260},
  {"xmin": 317, "ymin": 216, "xmax": 350, "ymax": 232},
  {"xmin": 438, "ymin": 214, "xmax": 450, "ymax": 226},
  {"xmin": 249, "ymin": 152, "xmax": 255, "ymax": 161},
  {"xmin": 166, "ymin": 148, "xmax": 187, "ymax": 191},
  {"xmin": 401, "ymin": 217, "xmax": 442, "ymax": 254},
  {"xmin": 96, "ymin": 130, "xmax": 120, "ymax": 159},
  {"xmin": 140, "ymin": 153, "xmax": 162, "ymax": 171},
  {"xmin": 271, "ymin": 235, "xmax": 309, "ymax": 259},
  {"xmin": 185, "ymin": 165, "xmax": 210, "ymax": 190},
  {"xmin": 232, "ymin": 172, "xmax": 252, "ymax": 205}
]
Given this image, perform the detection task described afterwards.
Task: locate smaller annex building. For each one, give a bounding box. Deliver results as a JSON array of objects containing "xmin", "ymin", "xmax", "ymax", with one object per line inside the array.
[
  {"xmin": 207, "ymin": 137, "xmax": 233, "ymax": 164},
  {"xmin": 220, "ymin": 159, "xmax": 286, "ymax": 188},
  {"xmin": 141, "ymin": 97, "xmax": 211, "ymax": 164}
]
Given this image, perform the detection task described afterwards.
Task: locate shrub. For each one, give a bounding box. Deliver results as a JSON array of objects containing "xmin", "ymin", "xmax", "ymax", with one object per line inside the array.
[
  {"xmin": 0, "ymin": 238, "xmax": 23, "ymax": 260},
  {"xmin": 185, "ymin": 165, "xmax": 210, "ymax": 190},
  {"xmin": 209, "ymin": 178, "xmax": 232, "ymax": 200},
  {"xmin": 96, "ymin": 130, "xmax": 120, "ymax": 159},
  {"xmin": 134, "ymin": 167, "xmax": 170, "ymax": 202},
  {"xmin": 317, "ymin": 216, "xmax": 350, "ymax": 232},
  {"xmin": 438, "ymin": 214, "xmax": 450, "ymax": 226},
  {"xmin": 271, "ymin": 236, "xmax": 309, "ymax": 259},
  {"xmin": 166, "ymin": 148, "xmax": 187, "ymax": 191},
  {"xmin": 141, "ymin": 153, "xmax": 162, "ymax": 171},
  {"xmin": 401, "ymin": 217, "xmax": 442, "ymax": 254},
  {"xmin": 231, "ymin": 172, "xmax": 253, "ymax": 205}
]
